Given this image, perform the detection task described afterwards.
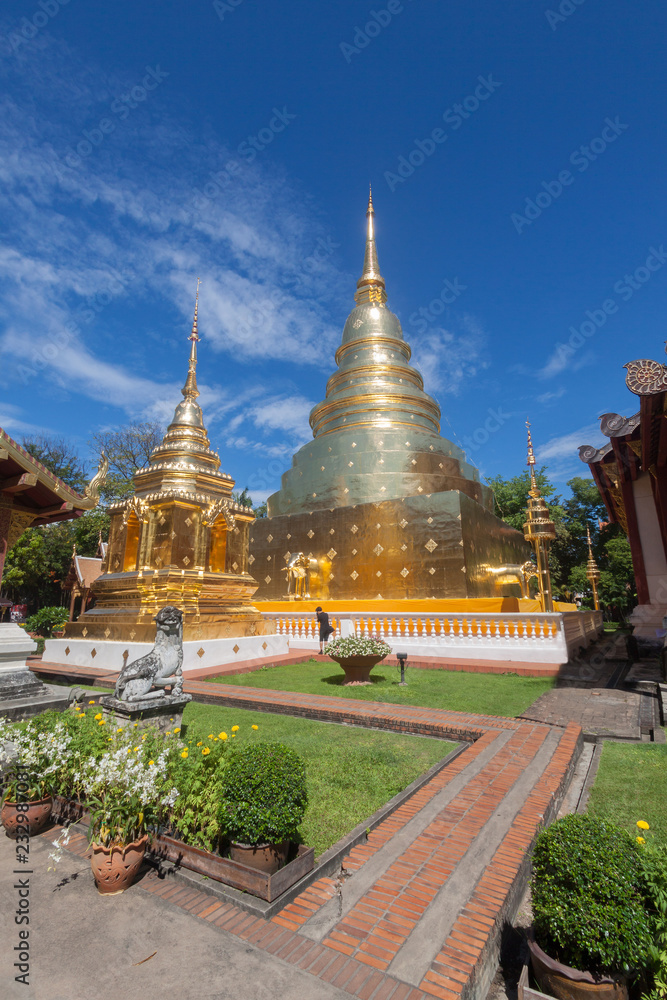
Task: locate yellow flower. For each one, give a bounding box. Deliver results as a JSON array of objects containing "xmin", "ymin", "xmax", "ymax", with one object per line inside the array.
[
  {"xmin": 165, "ymin": 731, "xmax": 171, "ymax": 735},
  {"xmin": 202, "ymin": 747, "xmax": 211, "ymax": 756},
  {"xmin": 637, "ymin": 836, "xmax": 646, "ymax": 844},
  {"xmin": 88, "ymin": 700, "xmax": 95, "ymax": 704},
  {"xmin": 117, "ymin": 727, "xmax": 123, "ymax": 733},
  {"xmin": 637, "ymin": 820, "xmax": 650, "ymax": 831},
  {"xmin": 170, "ymin": 718, "xmax": 174, "ymax": 722},
  {"xmin": 231, "ymin": 725, "xmax": 239, "ymax": 732},
  {"xmin": 94, "ymin": 713, "xmax": 102, "ymax": 721},
  {"xmin": 148, "ymin": 760, "xmax": 154, "ymax": 765},
  {"xmin": 251, "ymin": 725, "xmax": 258, "ymax": 731},
  {"xmin": 196, "ymin": 741, "xmax": 203, "ymax": 746},
  {"xmin": 142, "ymin": 734, "xmax": 147, "ymax": 740},
  {"xmin": 219, "ymin": 732, "xmax": 228, "ymax": 740},
  {"xmin": 181, "ymin": 750, "xmax": 188, "ymax": 758},
  {"xmin": 107, "ymin": 737, "xmax": 113, "ymax": 742},
  {"xmin": 133, "ymin": 723, "xmax": 138, "ymax": 728},
  {"xmin": 208, "ymin": 734, "xmax": 214, "ymax": 739},
  {"xmin": 98, "ymin": 720, "xmax": 106, "ymax": 726},
  {"xmin": 173, "ymin": 727, "xmax": 181, "ymax": 733}
]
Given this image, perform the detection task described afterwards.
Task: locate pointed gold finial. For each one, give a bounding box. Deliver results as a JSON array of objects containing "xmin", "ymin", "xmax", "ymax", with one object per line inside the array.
[
  {"xmin": 526, "ymin": 419, "xmax": 539, "ymax": 496},
  {"xmin": 355, "ymin": 186, "xmax": 387, "ymax": 306},
  {"xmin": 182, "ymin": 279, "xmax": 201, "ymax": 400},
  {"xmin": 585, "ymin": 522, "xmax": 601, "ymax": 610}
]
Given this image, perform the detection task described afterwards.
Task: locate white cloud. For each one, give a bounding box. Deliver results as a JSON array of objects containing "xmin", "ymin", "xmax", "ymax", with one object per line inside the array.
[
  {"xmin": 409, "ymin": 313, "xmax": 489, "ymax": 395},
  {"xmin": 536, "ymin": 387, "xmax": 566, "ymax": 404},
  {"xmin": 536, "ymin": 421, "xmax": 607, "ymax": 482}
]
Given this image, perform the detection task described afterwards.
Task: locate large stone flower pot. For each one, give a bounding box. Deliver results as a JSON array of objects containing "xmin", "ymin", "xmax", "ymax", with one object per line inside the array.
[
  {"xmin": 1, "ymin": 796, "xmax": 53, "ymax": 838},
  {"xmin": 330, "ymin": 654, "xmax": 386, "ymax": 685},
  {"xmin": 527, "ymin": 930, "xmax": 629, "ymax": 1000},
  {"xmin": 90, "ymin": 835, "xmax": 147, "ymax": 895}
]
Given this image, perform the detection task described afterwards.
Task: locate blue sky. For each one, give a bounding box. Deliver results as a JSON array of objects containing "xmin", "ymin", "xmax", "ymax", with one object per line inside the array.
[{"xmin": 1, "ymin": 0, "xmax": 665, "ymax": 503}]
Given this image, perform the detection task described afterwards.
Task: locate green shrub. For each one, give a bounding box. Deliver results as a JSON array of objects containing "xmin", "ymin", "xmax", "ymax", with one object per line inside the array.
[
  {"xmin": 532, "ymin": 814, "xmax": 652, "ymax": 975},
  {"xmin": 219, "ymin": 742, "xmax": 307, "ymax": 846},
  {"xmin": 24, "ymin": 606, "xmax": 68, "ymax": 637}
]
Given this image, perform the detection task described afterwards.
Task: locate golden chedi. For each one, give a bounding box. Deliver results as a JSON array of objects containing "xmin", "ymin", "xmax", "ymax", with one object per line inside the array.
[
  {"xmin": 250, "ymin": 192, "xmax": 529, "ymax": 601},
  {"xmin": 48, "ymin": 288, "xmax": 284, "ymax": 671}
]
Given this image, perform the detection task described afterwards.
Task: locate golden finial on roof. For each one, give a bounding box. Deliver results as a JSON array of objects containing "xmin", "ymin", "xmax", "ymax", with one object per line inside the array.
[
  {"xmin": 585, "ymin": 523, "xmax": 601, "ymax": 609},
  {"xmin": 355, "ymin": 186, "xmax": 387, "ymax": 306},
  {"xmin": 182, "ymin": 278, "xmax": 201, "ymax": 401},
  {"xmin": 526, "ymin": 419, "xmax": 539, "ymax": 496}
]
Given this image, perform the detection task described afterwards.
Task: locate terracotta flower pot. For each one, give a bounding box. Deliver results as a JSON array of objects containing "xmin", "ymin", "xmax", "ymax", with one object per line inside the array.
[
  {"xmin": 229, "ymin": 840, "xmax": 289, "ymax": 874},
  {"xmin": 1, "ymin": 796, "xmax": 53, "ymax": 839},
  {"xmin": 331, "ymin": 654, "xmax": 386, "ymax": 685},
  {"xmin": 90, "ymin": 835, "xmax": 147, "ymax": 895},
  {"xmin": 527, "ymin": 929, "xmax": 629, "ymax": 1000}
]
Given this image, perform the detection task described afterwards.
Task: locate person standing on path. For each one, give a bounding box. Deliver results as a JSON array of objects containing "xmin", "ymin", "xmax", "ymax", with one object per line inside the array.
[{"xmin": 315, "ymin": 606, "xmax": 334, "ymax": 654}]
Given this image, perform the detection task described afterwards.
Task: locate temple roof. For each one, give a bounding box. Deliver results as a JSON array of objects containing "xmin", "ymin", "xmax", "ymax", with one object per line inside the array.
[
  {"xmin": 0, "ymin": 428, "xmax": 106, "ymax": 524},
  {"xmin": 266, "ymin": 194, "xmax": 491, "ymax": 517},
  {"xmin": 132, "ymin": 287, "xmax": 237, "ymax": 503}
]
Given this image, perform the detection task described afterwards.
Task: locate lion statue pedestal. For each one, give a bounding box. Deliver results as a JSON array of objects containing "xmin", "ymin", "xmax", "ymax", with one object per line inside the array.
[{"xmin": 99, "ymin": 605, "xmax": 192, "ymax": 732}]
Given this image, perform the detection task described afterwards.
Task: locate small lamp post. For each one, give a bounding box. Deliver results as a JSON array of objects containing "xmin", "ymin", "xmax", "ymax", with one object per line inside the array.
[{"xmin": 396, "ymin": 652, "xmax": 408, "ymax": 685}]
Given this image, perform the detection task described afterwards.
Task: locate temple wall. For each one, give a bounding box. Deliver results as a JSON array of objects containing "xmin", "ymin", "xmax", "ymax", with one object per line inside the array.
[{"xmin": 249, "ymin": 491, "xmax": 529, "ymax": 602}]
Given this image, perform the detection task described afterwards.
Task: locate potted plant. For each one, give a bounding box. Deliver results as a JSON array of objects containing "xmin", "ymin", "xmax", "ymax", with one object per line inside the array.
[
  {"xmin": 0, "ymin": 716, "xmax": 72, "ymax": 837},
  {"xmin": 219, "ymin": 742, "xmax": 307, "ymax": 874},
  {"xmin": 78, "ymin": 744, "xmax": 177, "ymax": 895},
  {"xmin": 529, "ymin": 814, "xmax": 653, "ymax": 1000},
  {"xmin": 326, "ymin": 635, "xmax": 392, "ymax": 685}
]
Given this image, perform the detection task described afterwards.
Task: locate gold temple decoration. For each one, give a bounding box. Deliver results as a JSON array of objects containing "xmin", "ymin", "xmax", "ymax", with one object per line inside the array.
[
  {"xmin": 249, "ymin": 192, "xmax": 530, "ymax": 601},
  {"xmin": 65, "ymin": 285, "xmax": 272, "ymax": 644},
  {"xmin": 355, "ymin": 186, "xmax": 387, "ymax": 307},
  {"xmin": 585, "ymin": 524, "xmax": 600, "ymax": 611},
  {"xmin": 522, "ymin": 421, "xmax": 556, "ymax": 612}
]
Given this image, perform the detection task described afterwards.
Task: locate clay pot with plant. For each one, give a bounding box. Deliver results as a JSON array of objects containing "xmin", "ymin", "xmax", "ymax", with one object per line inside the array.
[
  {"xmin": 529, "ymin": 814, "xmax": 654, "ymax": 1000},
  {"xmin": 219, "ymin": 742, "xmax": 308, "ymax": 874}
]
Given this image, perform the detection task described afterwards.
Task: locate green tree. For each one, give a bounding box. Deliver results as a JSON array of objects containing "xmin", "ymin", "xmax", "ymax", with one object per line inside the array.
[
  {"xmin": 21, "ymin": 434, "xmax": 88, "ymax": 492},
  {"xmin": 89, "ymin": 421, "xmax": 163, "ymax": 502}
]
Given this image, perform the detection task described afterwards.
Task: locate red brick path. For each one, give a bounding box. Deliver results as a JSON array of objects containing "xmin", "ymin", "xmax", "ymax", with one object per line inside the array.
[{"xmin": 42, "ymin": 670, "xmax": 582, "ymax": 1000}]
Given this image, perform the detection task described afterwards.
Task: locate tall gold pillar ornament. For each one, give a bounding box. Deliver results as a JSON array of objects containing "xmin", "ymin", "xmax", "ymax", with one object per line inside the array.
[
  {"xmin": 585, "ymin": 524, "xmax": 601, "ymax": 610},
  {"xmin": 522, "ymin": 422, "xmax": 556, "ymax": 612}
]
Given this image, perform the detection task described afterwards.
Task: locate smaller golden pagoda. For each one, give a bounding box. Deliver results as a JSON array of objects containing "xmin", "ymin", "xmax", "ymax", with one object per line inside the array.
[
  {"xmin": 523, "ymin": 422, "xmax": 556, "ymax": 612},
  {"xmin": 585, "ymin": 525, "xmax": 601, "ymax": 610},
  {"xmin": 62, "ymin": 286, "xmax": 274, "ymax": 652}
]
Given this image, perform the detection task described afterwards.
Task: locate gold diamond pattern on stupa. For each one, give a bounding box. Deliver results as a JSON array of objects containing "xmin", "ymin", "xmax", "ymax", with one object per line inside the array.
[
  {"xmin": 65, "ymin": 647, "xmax": 70, "ymax": 656},
  {"xmin": 197, "ymin": 647, "xmax": 205, "ymax": 658},
  {"xmin": 400, "ymin": 567, "xmax": 409, "ymax": 578},
  {"xmin": 82, "ymin": 627, "xmax": 88, "ymax": 637},
  {"xmin": 373, "ymin": 544, "xmax": 384, "ymax": 556},
  {"xmin": 327, "ymin": 548, "xmax": 337, "ymax": 559},
  {"xmin": 307, "ymin": 529, "xmax": 314, "ymax": 539},
  {"xmin": 91, "ymin": 648, "xmax": 97, "ymax": 658},
  {"xmin": 425, "ymin": 539, "xmax": 437, "ymax": 553},
  {"xmin": 399, "ymin": 519, "xmax": 408, "ymax": 528},
  {"xmin": 350, "ymin": 570, "xmax": 359, "ymax": 580},
  {"xmin": 267, "ymin": 533, "xmax": 273, "ymax": 543},
  {"xmin": 429, "ymin": 567, "xmax": 436, "ymax": 575},
  {"xmin": 233, "ymin": 644, "xmax": 239, "ymax": 654},
  {"xmin": 248, "ymin": 554, "xmax": 255, "ymax": 564},
  {"xmin": 104, "ymin": 628, "xmax": 111, "ymax": 638},
  {"xmin": 264, "ymin": 576, "xmax": 271, "ymax": 584}
]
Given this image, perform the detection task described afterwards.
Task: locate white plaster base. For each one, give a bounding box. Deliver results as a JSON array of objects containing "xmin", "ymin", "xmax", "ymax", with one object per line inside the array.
[
  {"xmin": 0, "ymin": 623, "xmax": 38, "ymax": 673},
  {"xmin": 44, "ymin": 633, "xmax": 289, "ymax": 673},
  {"xmin": 286, "ymin": 635, "xmax": 568, "ymax": 664}
]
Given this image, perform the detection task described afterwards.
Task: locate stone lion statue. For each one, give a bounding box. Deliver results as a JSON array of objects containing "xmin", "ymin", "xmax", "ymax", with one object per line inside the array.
[{"xmin": 114, "ymin": 606, "xmax": 185, "ymax": 703}]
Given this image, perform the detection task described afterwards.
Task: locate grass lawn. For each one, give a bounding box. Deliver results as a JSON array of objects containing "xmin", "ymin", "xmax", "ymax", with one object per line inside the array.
[
  {"xmin": 182, "ymin": 701, "xmax": 456, "ymax": 858},
  {"xmin": 587, "ymin": 741, "xmax": 667, "ymax": 847},
  {"xmin": 210, "ymin": 660, "xmax": 554, "ymax": 718}
]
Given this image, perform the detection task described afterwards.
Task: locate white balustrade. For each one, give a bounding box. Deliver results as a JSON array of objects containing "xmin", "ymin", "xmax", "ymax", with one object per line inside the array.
[{"xmin": 261, "ymin": 609, "xmax": 603, "ymax": 666}]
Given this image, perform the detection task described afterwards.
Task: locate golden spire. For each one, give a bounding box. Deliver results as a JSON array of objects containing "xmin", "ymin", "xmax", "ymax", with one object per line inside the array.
[
  {"xmin": 355, "ymin": 186, "xmax": 387, "ymax": 306},
  {"xmin": 586, "ymin": 523, "xmax": 601, "ymax": 610},
  {"xmin": 526, "ymin": 419, "xmax": 539, "ymax": 496},
  {"xmin": 182, "ymin": 278, "xmax": 201, "ymax": 400}
]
